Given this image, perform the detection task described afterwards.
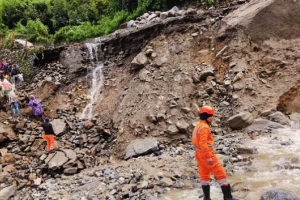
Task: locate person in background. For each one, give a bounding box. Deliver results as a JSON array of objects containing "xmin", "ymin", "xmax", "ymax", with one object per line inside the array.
[
  {"xmin": 11, "ymin": 65, "xmax": 21, "ymax": 86},
  {"xmin": 2, "ymin": 76, "xmax": 12, "ymax": 97},
  {"xmin": 4, "ymin": 63, "xmax": 11, "ymax": 79},
  {"xmin": 8, "ymin": 89, "xmax": 20, "ymax": 117},
  {"xmin": 26, "ymin": 95, "xmax": 43, "ymax": 121},
  {"xmin": 41, "ymin": 117, "xmax": 56, "ymax": 153}
]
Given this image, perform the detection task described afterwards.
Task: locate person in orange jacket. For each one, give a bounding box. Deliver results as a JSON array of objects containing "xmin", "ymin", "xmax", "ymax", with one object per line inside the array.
[{"xmin": 192, "ymin": 106, "xmax": 239, "ymax": 200}]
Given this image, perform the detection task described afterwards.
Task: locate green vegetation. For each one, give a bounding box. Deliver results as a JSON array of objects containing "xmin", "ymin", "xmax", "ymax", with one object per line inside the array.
[{"xmin": 0, "ymin": 0, "xmax": 226, "ymax": 44}]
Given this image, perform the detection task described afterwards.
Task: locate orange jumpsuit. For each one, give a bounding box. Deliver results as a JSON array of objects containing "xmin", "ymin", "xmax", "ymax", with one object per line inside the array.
[
  {"xmin": 192, "ymin": 120, "xmax": 228, "ymax": 186},
  {"xmin": 42, "ymin": 135, "xmax": 55, "ymax": 152}
]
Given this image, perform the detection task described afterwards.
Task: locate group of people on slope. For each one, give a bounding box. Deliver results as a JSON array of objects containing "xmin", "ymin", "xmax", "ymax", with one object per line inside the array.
[
  {"xmin": 0, "ymin": 60, "xmax": 23, "ymax": 86},
  {"xmin": 1, "ymin": 60, "xmax": 55, "ymax": 152}
]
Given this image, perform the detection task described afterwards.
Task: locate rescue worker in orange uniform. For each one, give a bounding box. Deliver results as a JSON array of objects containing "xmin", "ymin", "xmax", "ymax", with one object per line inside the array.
[
  {"xmin": 41, "ymin": 117, "xmax": 56, "ymax": 153},
  {"xmin": 192, "ymin": 106, "xmax": 239, "ymax": 200}
]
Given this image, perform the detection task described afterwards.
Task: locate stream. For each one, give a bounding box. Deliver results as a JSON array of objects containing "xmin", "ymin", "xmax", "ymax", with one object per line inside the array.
[{"xmin": 160, "ymin": 125, "xmax": 300, "ymax": 199}]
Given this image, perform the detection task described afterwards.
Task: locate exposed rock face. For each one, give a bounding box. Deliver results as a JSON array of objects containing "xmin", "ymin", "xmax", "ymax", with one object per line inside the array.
[
  {"xmin": 261, "ymin": 189, "xmax": 298, "ymax": 200},
  {"xmin": 124, "ymin": 138, "xmax": 159, "ymax": 160},
  {"xmin": 227, "ymin": 112, "xmax": 254, "ymax": 130},
  {"xmin": 218, "ymin": 0, "xmax": 300, "ymax": 41}
]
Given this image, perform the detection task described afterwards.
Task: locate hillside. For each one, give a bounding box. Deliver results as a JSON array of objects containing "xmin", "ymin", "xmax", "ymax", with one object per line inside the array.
[{"xmin": 1, "ymin": 0, "xmax": 300, "ymax": 199}]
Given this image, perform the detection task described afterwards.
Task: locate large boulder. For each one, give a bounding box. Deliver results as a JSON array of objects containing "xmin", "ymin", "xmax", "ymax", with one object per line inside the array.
[
  {"xmin": 261, "ymin": 189, "xmax": 298, "ymax": 200},
  {"xmin": 246, "ymin": 119, "xmax": 284, "ymax": 132},
  {"xmin": 268, "ymin": 112, "xmax": 290, "ymax": 126},
  {"xmin": 62, "ymin": 149, "xmax": 77, "ymax": 168},
  {"xmin": 227, "ymin": 112, "xmax": 254, "ymax": 130},
  {"xmin": 51, "ymin": 119, "xmax": 66, "ymax": 136},
  {"xmin": 124, "ymin": 138, "xmax": 159, "ymax": 160},
  {"xmin": 45, "ymin": 151, "xmax": 69, "ymax": 169},
  {"xmin": 14, "ymin": 39, "xmax": 33, "ymax": 48}
]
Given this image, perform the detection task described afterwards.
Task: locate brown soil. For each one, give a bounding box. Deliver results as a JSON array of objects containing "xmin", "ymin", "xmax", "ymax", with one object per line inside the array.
[{"xmin": 277, "ymin": 80, "xmax": 300, "ymax": 114}]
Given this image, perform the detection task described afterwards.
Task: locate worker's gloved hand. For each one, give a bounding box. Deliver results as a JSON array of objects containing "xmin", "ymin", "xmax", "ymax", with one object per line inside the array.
[{"xmin": 207, "ymin": 158, "xmax": 213, "ymax": 165}]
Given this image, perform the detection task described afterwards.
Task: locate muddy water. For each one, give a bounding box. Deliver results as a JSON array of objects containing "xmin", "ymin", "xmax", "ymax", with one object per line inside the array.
[{"xmin": 160, "ymin": 126, "xmax": 300, "ymax": 200}]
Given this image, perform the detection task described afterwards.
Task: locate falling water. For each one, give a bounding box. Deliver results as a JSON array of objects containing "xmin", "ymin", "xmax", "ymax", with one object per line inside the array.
[{"xmin": 81, "ymin": 42, "xmax": 104, "ymax": 119}]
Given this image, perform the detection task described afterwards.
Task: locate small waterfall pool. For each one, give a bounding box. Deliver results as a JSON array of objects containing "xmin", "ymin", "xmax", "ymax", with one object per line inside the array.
[
  {"xmin": 160, "ymin": 126, "xmax": 300, "ymax": 199},
  {"xmin": 81, "ymin": 43, "xmax": 104, "ymax": 119}
]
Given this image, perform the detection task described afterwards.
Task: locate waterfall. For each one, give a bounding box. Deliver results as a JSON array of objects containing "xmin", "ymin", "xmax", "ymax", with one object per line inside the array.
[{"xmin": 81, "ymin": 42, "xmax": 104, "ymax": 119}]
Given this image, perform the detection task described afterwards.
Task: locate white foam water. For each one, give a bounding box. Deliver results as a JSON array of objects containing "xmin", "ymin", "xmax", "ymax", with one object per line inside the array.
[{"xmin": 81, "ymin": 43, "xmax": 104, "ymax": 119}]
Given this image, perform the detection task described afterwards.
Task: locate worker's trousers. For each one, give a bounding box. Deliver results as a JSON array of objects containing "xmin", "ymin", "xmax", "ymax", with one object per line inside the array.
[
  {"xmin": 42, "ymin": 134, "xmax": 55, "ymax": 152},
  {"xmin": 195, "ymin": 150, "xmax": 228, "ymax": 186}
]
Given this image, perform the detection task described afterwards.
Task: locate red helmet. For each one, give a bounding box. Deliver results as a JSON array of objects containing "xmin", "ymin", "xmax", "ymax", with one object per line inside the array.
[{"xmin": 199, "ymin": 106, "xmax": 215, "ymax": 115}]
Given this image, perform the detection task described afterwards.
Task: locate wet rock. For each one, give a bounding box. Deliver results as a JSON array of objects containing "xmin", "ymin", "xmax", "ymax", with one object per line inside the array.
[
  {"xmin": 268, "ymin": 112, "xmax": 290, "ymax": 126},
  {"xmin": 280, "ymin": 139, "xmax": 294, "ymax": 146},
  {"xmin": 160, "ymin": 177, "xmax": 173, "ymax": 187},
  {"xmin": 0, "ymin": 185, "xmax": 17, "ymax": 200},
  {"xmin": 261, "ymin": 189, "xmax": 298, "ymax": 200},
  {"xmin": 131, "ymin": 53, "xmax": 149, "ymax": 71},
  {"xmin": 124, "ymin": 138, "xmax": 159, "ymax": 160},
  {"xmin": 237, "ymin": 146, "xmax": 258, "ymax": 154},
  {"xmin": 227, "ymin": 112, "xmax": 254, "ymax": 130},
  {"xmin": 246, "ymin": 119, "xmax": 284, "ymax": 132},
  {"xmin": 51, "ymin": 119, "xmax": 66, "ymax": 135}
]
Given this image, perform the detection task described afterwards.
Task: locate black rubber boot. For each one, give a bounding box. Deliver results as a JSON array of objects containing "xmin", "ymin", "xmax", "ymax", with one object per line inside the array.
[
  {"xmin": 201, "ymin": 185, "xmax": 211, "ymax": 200},
  {"xmin": 221, "ymin": 185, "xmax": 239, "ymax": 200}
]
